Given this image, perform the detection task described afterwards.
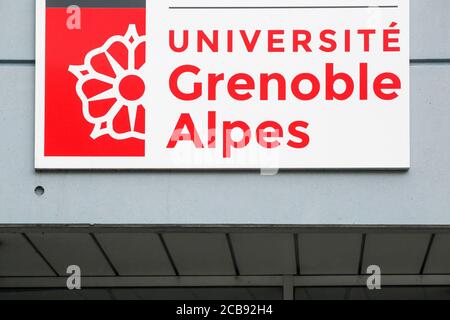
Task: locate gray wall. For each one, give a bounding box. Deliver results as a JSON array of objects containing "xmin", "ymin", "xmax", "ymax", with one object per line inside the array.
[{"xmin": 0, "ymin": 0, "xmax": 449, "ymax": 224}]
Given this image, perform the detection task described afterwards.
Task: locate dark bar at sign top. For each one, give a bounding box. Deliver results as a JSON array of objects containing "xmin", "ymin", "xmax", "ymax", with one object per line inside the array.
[{"xmin": 46, "ymin": 0, "xmax": 146, "ymax": 8}]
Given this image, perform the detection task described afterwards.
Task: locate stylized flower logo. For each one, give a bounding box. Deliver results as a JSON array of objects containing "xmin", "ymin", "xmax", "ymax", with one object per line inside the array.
[{"xmin": 69, "ymin": 24, "xmax": 147, "ymax": 140}]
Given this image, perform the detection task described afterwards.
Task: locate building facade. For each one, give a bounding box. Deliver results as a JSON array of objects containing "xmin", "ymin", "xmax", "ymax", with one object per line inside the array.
[{"xmin": 0, "ymin": 0, "xmax": 449, "ymax": 299}]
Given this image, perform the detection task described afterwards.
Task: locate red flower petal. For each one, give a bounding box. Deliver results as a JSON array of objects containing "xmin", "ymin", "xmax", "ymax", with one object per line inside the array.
[
  {"xmin": 135, "ymin": 42, "xmax": 145, "ymax": 70},
  {"xmin": 107, "ymin": 42, "xmax": 128, "ymax": 71},
  {"xmin": 81, "ymin": 79, "xmax": 113, "ymax": 100},
  {"xmin": 134, "ymin": 105, "xmax": 146, "ymax": 134},
  {"xmin": 112, "ymin": 105, "xmax": 132, "ymax": 134},
  {"xmin": 90, "ymin": 52, "xmax": 117, "ymax": 78},
  {"xmin": 88, "ymin": 98, "xmax": 117, "ymax": 118}
]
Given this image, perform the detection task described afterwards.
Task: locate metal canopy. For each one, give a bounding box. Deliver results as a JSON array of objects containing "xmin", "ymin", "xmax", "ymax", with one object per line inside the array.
[{"xmin": 1, "ymin": 226, "xmax": 450, "ymax": 300}]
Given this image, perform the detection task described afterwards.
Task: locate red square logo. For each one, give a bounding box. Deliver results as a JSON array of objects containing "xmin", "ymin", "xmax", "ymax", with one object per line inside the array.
[{"xmin": 44, "ymin": 2, "xmax": 146, "ymax": 157}]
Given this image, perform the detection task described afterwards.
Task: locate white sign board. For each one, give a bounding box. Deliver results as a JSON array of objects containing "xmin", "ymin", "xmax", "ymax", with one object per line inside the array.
[{"xmin": 35, "ymin": 0, "xmax": 409, "ymax": 169}]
